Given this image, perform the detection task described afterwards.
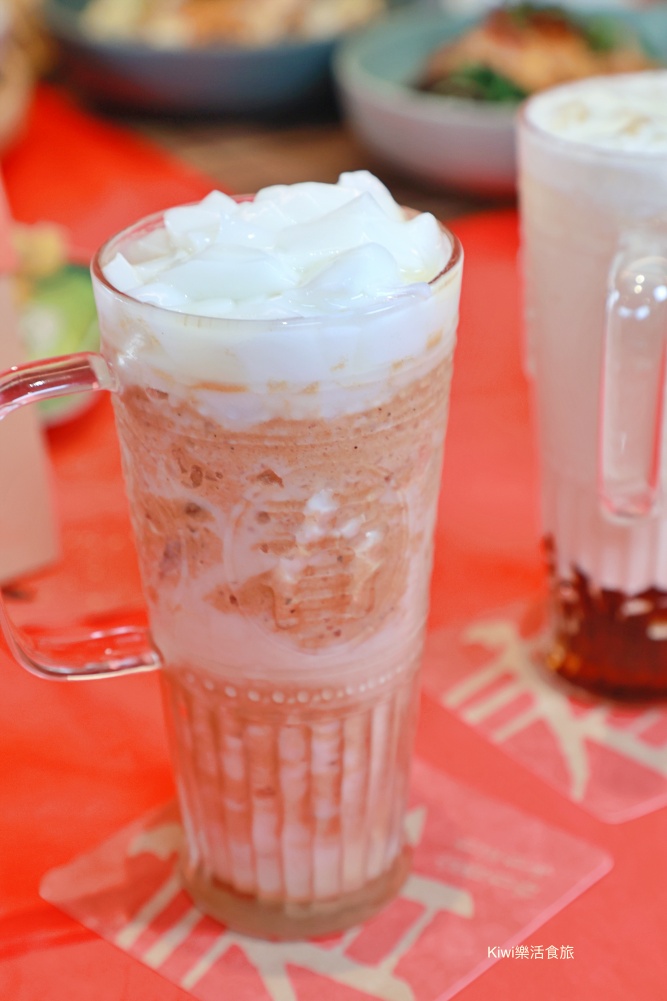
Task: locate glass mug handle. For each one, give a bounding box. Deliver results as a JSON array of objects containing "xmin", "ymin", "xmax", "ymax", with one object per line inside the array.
[
  {"xmin": 599, "ymin": 243, "xmax": 667, "ymax": 521},
  {"xmin": 0, "ymin": 353, "xmax": 163, "ymax": 680}
]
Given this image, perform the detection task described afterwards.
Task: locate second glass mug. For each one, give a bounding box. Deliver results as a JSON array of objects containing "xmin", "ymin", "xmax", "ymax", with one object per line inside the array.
[
  {"xmin": 0, "ymin": 208, "xmax": 463, "ymax": 938},
  {"xmin": 519, "ymin": 77, "xmax": 667, "ymax": 700}
]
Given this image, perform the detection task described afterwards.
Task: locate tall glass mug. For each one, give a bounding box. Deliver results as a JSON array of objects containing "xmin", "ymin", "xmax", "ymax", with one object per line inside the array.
[
  {"xmin": 0, "ymin": 178, "xmax": 463, "ymax": 937},
  {"xmin": 519, "ymin": 72, "xmax": 667, "ymax": 699}
]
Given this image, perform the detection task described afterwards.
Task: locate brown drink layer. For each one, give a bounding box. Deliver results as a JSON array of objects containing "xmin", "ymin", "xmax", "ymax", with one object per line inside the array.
[
  {"xmin": 544, "ymin": 537, "xmax": 667, "ymax": 700},
  {"xmin": 112, "ymin": 354, "xmax": 452, "ymax": 653},
  {"xmin": 110, "ymin": 354, "xmax": 453, "ymax": 934}
]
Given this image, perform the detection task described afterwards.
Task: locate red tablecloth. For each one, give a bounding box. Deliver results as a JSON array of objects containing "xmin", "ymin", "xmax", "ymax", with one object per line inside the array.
[{"xmin": 1, "ymin": 86, "xmax": 666, "ymax": 1000}]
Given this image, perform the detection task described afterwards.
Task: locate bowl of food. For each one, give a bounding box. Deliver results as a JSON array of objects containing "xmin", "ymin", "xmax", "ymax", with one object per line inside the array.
[
  {"xmin": 334, "ymin": 3, "xmax": 665, "ymax": 194},
  {"xmin": 42, "ymin": 0, "xmax": 397, "ymax": 116}
]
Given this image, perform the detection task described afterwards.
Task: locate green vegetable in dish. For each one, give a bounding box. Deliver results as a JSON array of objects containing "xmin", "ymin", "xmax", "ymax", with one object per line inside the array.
[
  {"xmin": 419, "ymin": 2, "xmax": 656, "ymax": 104},
  {"xmin": 428, "ymin": 63, "xmax": 528, "ymax": 102}
]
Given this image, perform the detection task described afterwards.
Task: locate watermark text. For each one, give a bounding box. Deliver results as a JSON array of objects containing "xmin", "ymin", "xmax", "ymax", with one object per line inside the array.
[{"xmin": 488, "ymin": 944, "xmax": 574, "ymax": 959}]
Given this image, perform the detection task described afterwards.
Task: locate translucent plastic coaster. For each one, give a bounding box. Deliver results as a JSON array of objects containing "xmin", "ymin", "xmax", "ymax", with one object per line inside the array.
[
  {"xmin": 41, "ymin": 758, "xmax": 610, "ymax": 1001},
  {"xmin": 422, "ymin": 601, "xmax": 667, "ymax": 823}
]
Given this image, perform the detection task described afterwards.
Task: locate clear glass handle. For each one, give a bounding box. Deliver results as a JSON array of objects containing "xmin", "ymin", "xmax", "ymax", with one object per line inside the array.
[
  {"xmin": 599, "ymin": 247, "xmax": 667, "ymax": 521},
  {"xmin": 0, "ymin": 353, "xmax": 163, "ymax": 680}
]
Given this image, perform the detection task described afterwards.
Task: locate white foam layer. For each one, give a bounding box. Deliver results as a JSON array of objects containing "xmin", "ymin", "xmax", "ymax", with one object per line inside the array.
[
  {"xmin": 96, "ymin": 272, "xmax": 459, "ymax": 424},
  {"xmin": 93, "ymin": 175, "xmax": 461, "ymax": 422},
  {"xmin": 525, "ymin": 71, "xmax": 667, "ymax": 153}
]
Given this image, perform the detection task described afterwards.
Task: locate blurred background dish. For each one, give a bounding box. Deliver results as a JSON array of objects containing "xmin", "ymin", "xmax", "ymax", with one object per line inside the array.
[
  {"xmin": 418, "ymin": 3, "xmax": 654, "ymax": 100},
  {"xmin": 12, "ymin": 220, "xmax": 100, "ymax": 425},
  {"xmin": 0, "ymin": 0, "xmax": 38, "ymax": 153},
  {"xmin": 41, "ymin": 0, "xmax": 400, "ymax": 116},
  {"xmin": 334, "ymin": 3, "xmax": 667, "ymax": 195}
]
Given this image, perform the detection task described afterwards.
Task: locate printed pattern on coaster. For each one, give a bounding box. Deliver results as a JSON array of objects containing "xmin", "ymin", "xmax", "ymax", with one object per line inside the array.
[
  {"xmin": 40, "ymin": 758, "xmax": 610, "ymax": 1001},
  {"xmin": 422, "ymin": 601, "xmax": 667, "ymax": 824}
]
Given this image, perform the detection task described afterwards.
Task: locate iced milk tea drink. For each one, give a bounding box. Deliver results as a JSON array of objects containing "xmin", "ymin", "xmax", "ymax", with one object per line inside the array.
[
  {"xmin": 91, "ymin": 173, "xmax": 463, "ymax": 936},
  {"xmin": 519, "ymin": 72, "xmax": 667, "ymax": 699}
]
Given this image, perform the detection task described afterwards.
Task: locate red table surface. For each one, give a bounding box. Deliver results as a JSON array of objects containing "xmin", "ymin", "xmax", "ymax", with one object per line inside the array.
[{"xmin": 1, "ymin": 86, "xmax": 666, "ymax": 1000}]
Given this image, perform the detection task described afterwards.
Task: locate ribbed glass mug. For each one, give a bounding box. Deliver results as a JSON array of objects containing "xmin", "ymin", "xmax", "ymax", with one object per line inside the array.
[
  {"xmin": 519, "ymin": 71, "xmax": 667, "ymax": 700},
  {"xmin": 0, "ymin": 207, "xmax": 463, "ymax": 938}
]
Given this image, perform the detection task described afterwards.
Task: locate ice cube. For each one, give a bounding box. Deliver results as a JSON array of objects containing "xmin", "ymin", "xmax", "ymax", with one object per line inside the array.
[
  {"xmin": 397, "ymin": 213, "xmax": 449, "ymax": 281},
  {"xmin": 159, "ymin": 245, "xmax": 300, "ymax": 300},
  {"xmin": 133, "ymin": 281, "xmax": 191, "ymax": 310},
  {"xmin": 236, "ymin": 198, "xmax": 296, "ymax": 233},
  {"xmin": 278, "ymin": 193, "xmax": 394, "ymax": 271},
  {"xmin": 254, "ymin": 181, "xmax": 358, "ymax": 224},
  {"xmin": 124, "ymin": 227, "xmax": 172, "ymax": 264},
  {"xmin": 103, "ymin": 252, "xmax": 140, "ymax": 293},
  {"xmin": 134, "ymin": 251, "xmax": 185, "ymax": 283},
  {"xmin": 301, "ymin": 243, "xmax": 402, "ymax": 308},
  {"xmin": 338, "ymin": 171, "xmax": 404, "ymax": 221},
  {"xmin": 164, "ymin": 205, "xmax": 221, "ymax": 253},
  {"xmin": 199, "ymin": 190, "xmax": 239, "ymax": 217},
  {"xmin": 211, "ymin": 215, "xmax": 276, "ymax": 251}
]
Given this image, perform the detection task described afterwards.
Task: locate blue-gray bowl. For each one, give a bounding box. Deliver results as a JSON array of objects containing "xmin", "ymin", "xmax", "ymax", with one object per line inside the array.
[
  {"xmin": 334, "ymin": 5, "xmax": 667, "ymax": 195},
  {"xmin": 44, "ymin": 0, "xmax": 401, "ymax": 116}
]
